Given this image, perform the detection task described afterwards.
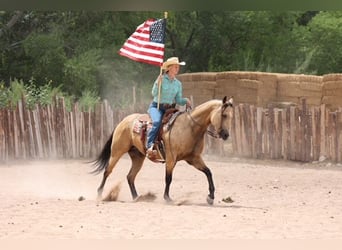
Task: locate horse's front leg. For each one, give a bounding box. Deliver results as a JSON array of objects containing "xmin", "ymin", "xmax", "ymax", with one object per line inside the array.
[
  {"xmin": 163, "ymin": 162, "xmax": 176, "ymax": 202},
  {"xmin": 187, "ymin": 157, "xmax": 215, "ymax": 205},
  {"xmin": 201, "ymin": 166, "xmax": 215, "ymax": 205}
]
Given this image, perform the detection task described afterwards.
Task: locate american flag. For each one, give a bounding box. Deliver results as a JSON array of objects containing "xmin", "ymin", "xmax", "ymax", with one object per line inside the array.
[{"xmin": 119, "ymin": 18, "xmax": 166, "ymax": 66}]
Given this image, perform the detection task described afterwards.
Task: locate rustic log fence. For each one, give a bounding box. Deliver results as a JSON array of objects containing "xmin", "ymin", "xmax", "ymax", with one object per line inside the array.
[
  {"xmin": 0, "ymin": 97, "xmax": 147, "ymax": 161},
  {"xmin": 231, "ymin": 99, "xmax": 342, "ymax": 163},
  {"xmin": 1, "ymin": 98, "xmax": 341, "ymax": 163}
]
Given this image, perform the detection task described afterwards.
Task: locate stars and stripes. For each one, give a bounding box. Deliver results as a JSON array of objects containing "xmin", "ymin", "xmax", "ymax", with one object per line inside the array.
[{"xmin": 119, "ymin": 18, "xmax": 166, "ymax": 66}]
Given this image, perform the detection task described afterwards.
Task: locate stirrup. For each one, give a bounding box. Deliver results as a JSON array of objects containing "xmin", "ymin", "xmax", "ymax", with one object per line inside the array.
[
  {"xmin": 146, "ymin": 144, "xmax": 165, "ymax": 163},
  {"xmin": 146, "ymin": 145, "xmax": 157, "ymax": 156}
]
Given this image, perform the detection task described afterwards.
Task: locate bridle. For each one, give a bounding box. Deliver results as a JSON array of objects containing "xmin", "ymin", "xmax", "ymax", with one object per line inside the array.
[
  {"xmin": 168, "ymin": 99, "xmax": 233, "ymax": 160},
  {"xmin": 187, "ymin": 102, "xmax": 233, "ymax": 139}
]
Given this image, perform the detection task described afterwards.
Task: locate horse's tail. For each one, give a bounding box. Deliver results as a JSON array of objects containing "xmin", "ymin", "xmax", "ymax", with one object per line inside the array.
[{"xmin": 90, "ymin": 131, "xmax": 113, "ymax": 175}]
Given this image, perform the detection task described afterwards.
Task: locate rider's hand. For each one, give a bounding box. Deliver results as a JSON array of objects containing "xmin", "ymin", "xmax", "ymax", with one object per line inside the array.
[{"xmin": 156, "ymin": 74, "xmax": 163, "ymax": 85}]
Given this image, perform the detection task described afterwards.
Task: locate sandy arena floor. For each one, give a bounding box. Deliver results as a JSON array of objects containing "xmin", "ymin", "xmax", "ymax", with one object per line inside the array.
[{"xmin": 1, "ymin": 155, "xmax": 342, "ymax": 239}]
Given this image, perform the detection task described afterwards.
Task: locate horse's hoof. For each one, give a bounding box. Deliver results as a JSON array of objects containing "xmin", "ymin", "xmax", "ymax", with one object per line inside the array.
[
  {"xmin": 164, "ymin": 195, "xmax": 173, "ymax": 203},
  {"xmin": 165, "ymin": 198, "xmax": 173, "ymax": 203},
  {"xmin": 206, "ymin": 195, "xmax": 214, "ymax": 205}
]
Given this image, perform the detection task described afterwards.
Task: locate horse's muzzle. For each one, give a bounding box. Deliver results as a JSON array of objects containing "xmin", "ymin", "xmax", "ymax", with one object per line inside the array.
[{"xmin": 219, "ymin": 129, "xmax": 229, "ymax": 140}]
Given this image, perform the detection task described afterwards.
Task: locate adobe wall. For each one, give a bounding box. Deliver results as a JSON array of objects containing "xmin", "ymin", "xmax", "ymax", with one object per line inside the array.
[
  {"xmin": 322, "ymin": 74, "xmax": 342, "ymax": 109},
  {"xmin": 178, "ymin": 71, "xmax": 342, "ymax": 110},
  {"xmin": 179, "ymin": 72, "xmax": 217, "ymax": 106}
]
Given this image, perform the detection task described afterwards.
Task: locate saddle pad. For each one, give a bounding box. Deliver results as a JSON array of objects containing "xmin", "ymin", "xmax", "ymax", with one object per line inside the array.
[{"xmin": 133, "ymin": 114, "xmax": 151, "ymax": 134}]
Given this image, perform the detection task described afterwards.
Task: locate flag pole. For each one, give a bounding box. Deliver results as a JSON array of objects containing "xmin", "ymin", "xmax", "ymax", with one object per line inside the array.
[{"xmin": 157, "ymin": 11, "xmax": 168, "ymax": 110}]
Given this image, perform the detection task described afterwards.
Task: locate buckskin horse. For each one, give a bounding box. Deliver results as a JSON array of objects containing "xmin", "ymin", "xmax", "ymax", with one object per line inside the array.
[{"xmin": 92, "ymin": 96, "xmax": 234, "ymax": 205}]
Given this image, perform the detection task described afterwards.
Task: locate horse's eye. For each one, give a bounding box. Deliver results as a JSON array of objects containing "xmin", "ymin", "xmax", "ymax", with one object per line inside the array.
[{"xmin": 222, "ymin": 114, "xmax": 227, "ymax": 118}]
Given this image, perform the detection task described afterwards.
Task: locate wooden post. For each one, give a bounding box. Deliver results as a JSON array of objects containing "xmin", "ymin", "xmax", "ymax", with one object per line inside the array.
[
  {"xmin": 250, "ymin": 105, "xmax": 256, "ymax": 158},
  {"xmin": 290, "ymin": 106, "xmax": 296, "ymax": 160},
  {"xmin": 320, "ymin": 104, "xmax": 326, "ymax": 159},
  {"xmin": 231, "ymin": 105, "xmax": 237, "ymax": 154},
  {"xmin": 337, "ymin": 109, "xmax": 342, "ymax": 162},
  {"xmin": 281, "ymin": 108, "xmax": 287, "ymax": 160},
  {"xmin": 311, "ymin": 107, "xmax": 317, "ymax": 161},
  {"xmin": 331, "ymin": 112, "xmax": 337, "ymax": 162},
  {"xmin": 0, "ymin": 109, "xmax": 5, "ymax": 160},
  {"xmin": 256, "ymin": 107, "xmax": 263, "ymax": 158},
  {"xmin": 241, "ymin": 104, "xmax": 249, "ymax": 156},
  {"xmin": 234, "ymin": 105, "xmax": 241, "ymax": 155}
]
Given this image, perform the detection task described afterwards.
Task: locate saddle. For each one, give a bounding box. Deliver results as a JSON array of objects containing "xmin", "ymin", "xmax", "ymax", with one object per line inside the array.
[{"xmin": 132, "ymin": 108, "xmax": 180, "ymax": 163}]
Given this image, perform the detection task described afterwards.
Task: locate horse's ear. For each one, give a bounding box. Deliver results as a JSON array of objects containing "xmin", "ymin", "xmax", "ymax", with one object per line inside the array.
[
  {"xmin": 222, "ymin": 96, "xmax": 227, "ymax": 104},
  {"xmin": 228, "ymin": 96, "xmax": 233, "ymax": 106}
]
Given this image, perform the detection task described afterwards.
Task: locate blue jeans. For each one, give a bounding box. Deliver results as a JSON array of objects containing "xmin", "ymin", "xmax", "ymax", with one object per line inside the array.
[{"xmin": 146, "ymin": 102, "xmax": 166, "ymax": 148}]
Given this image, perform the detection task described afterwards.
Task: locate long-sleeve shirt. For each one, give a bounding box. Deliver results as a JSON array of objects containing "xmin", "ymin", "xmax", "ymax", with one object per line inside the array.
[{"xmin": 151, "ymin": 74, "xmax": 187, "ymax": 105}]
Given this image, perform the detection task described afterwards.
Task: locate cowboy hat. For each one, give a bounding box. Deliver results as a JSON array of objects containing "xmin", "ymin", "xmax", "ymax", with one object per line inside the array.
[{"xmin": 162, "ymin": 57, "xmax": 186, "ymax": 70}]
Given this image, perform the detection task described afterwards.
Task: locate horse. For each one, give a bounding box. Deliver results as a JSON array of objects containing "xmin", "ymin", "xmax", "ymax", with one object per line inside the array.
[{"xmin": 91, "ymin": 96, "xmax": 234, "ymax": 205}]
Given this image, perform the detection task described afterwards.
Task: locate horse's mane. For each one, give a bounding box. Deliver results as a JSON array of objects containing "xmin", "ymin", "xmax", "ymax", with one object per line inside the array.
[{"xmin": 191, "ymin": 99, "xmax": 222, "ymax": 116}]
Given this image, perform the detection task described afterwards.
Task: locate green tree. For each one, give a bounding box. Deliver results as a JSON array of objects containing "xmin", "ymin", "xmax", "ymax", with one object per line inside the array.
[
  {"xmin": 23, "ymin": 31, "xmax": 67, "ymax": 86},
  {"xmin": 2, "ymin": 10, "xmax": 342, "ymax": 109},
  {"xmin": 306, "ymin": 11, "xmax": 342, "ymax": 74}
]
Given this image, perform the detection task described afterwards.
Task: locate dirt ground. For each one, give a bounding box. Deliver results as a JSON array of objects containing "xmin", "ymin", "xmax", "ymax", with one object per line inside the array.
[{"xmin": 1, "ymin": 155, "xmax": 342, "ymax": 239}]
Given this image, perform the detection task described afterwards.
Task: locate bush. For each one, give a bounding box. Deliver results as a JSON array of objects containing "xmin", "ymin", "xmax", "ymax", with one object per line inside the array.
[
  {"xmin": 0, "ymin": 79, "xmax": 72, "ymax": 109},
  {"xmin": 78, "ymin": 90, "xmax": 100, "ymax": 111},
  {"xmin": 0, "ymin": 78, "xmax": 104, "ymax": 112}
]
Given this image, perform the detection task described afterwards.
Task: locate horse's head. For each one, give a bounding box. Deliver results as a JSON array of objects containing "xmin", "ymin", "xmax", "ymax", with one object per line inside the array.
[{"xmin": 210, "ymin": 96, "xmax": 234, "ymax": 140}]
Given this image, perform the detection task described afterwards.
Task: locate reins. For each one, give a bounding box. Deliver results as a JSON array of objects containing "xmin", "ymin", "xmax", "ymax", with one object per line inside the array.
[
  {"xmin": 188, "ymin": 111, "xmax": 220, "ymax": 138},
  {"xmin": 186, "ymin": 103, "xmax": 232, "ymax": 139},
  {"xmin": 168, "ymin": 100, "xmax": 233, "ymax": 159},
  {"xmin": 206, "ymin": 127, "xmax": 220, "ymax": 138}
]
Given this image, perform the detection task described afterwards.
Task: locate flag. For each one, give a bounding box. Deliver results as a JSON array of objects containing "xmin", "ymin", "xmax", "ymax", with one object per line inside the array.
[{"xmin": 119, "ymin": 18, "xmax": 166, "ymax": 67}]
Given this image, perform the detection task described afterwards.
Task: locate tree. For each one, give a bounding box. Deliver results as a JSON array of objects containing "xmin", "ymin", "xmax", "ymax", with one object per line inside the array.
[
  {"xmin": 306, "ymin": 11, "xmax": 342, "ymax": 74},
  {"xmin": 2, "ymin": 10, "xmax": 342, "ymax": 109}
]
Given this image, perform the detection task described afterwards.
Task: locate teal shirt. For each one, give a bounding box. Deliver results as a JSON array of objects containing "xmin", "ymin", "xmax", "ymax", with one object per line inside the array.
[{"xmin": 151, "ymin": 74, "xmax": 187, "ymax": 105}]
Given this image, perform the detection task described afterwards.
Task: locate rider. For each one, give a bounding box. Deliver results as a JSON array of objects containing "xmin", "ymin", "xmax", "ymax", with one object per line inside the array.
[{"xmin": 146, "ymin": 57, "xmax": 191, "ymax": 156}]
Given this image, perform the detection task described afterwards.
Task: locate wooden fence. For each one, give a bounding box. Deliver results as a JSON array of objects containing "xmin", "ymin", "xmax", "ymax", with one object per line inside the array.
[
  {"xmin": 1, "ymin": 98, "xmax": 342, "ymax": 163},
  {"xmin": 231, "ymin": 99, "xmax": 342, "ymax": 163},
  {"xmin": 0, "ymin": 98, "xmax": 146, "ymax": 161}
]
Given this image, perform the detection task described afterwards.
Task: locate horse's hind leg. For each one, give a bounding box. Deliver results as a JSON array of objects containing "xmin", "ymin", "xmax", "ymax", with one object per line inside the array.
[
  {"xmin": 186, "ymin": 156, "xmax": 215, "ymax": 205},
  {"xmin": 127, "ymin": 147, "xmax": 145, "ymax": 200},
  {"xmin": 97, "ymin": 153, "xmax": 123, "ymax": 199}
]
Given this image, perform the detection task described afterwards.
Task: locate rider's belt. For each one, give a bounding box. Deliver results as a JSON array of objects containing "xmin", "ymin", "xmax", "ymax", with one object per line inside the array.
[{"xmin": 152, "ymin": 102, "xmax": 175, "ymax": 110}]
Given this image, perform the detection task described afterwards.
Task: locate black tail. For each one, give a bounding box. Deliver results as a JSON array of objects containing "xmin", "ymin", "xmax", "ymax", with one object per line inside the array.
[{"xmin": 90, "ymin": 131, "xmax": 114, "ymax": 175}]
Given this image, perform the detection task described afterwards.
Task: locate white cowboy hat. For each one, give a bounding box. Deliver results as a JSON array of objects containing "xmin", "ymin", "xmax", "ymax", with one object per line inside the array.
[{"xmin": 162, "ymin": 57, "xmax": 186, "ymax": 70}]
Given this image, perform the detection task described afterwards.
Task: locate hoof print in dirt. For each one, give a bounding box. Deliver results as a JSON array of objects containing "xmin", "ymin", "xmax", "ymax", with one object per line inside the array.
[
  {"xmin": 134, "ymin": 192, "xmax": 157, "ymax": 202},
  {"xmin": 222, "ymin": 196, "xmax": 234, "ymax": 203}
]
